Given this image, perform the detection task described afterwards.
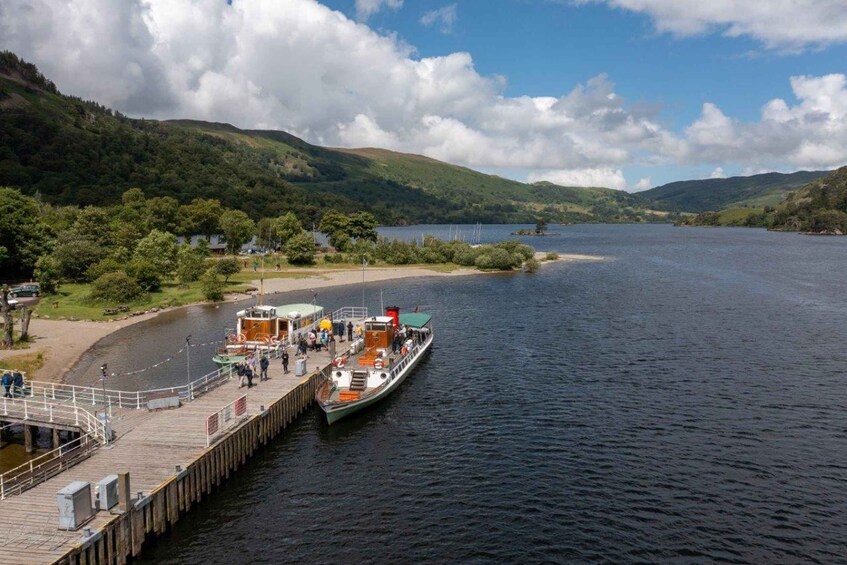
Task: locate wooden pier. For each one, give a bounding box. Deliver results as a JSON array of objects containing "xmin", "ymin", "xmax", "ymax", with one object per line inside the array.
[{"xmin": 0, "ymin": 346, "xmax": 338, "ymax": 564}]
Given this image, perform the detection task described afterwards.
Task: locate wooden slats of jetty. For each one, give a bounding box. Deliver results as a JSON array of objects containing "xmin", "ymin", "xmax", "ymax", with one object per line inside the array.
[{"xmin": 0, "ymin": 347, "xmax": 336, "ymax": 565}]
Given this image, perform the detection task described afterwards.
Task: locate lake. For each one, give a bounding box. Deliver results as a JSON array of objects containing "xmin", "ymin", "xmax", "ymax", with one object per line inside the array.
[{"xmin": 61, "ymin": 224, "xmax": 847, "ymax": 561}]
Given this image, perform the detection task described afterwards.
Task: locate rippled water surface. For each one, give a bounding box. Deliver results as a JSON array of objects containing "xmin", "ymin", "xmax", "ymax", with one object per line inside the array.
[{"xmin": 73, "ymin": 224, "xmax": 847, "ymax": 562}]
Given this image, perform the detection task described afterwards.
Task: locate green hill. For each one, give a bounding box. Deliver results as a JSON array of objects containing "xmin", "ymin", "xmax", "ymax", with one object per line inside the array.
[
  {"xmin": 0, "ymin": 51, "xmax": 670, "ymax": 225},
  {"xmin": 643, "ymin": 170, "xmax": 830, "ymax": 213},
  {"xmin": 770, "ymin": 167, "xmax": 847, "ymax": 233}
]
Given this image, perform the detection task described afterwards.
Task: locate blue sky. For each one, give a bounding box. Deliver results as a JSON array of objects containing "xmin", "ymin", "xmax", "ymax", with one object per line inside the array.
[{"xmin": 2, "ymin": 0, "xmax": 846, "ymax": 190}]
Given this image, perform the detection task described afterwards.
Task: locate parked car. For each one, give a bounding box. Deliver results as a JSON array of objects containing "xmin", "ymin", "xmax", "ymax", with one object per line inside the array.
[
  {"xmin": 9, "ymin": 284, "xmax": 39, "ymax": 298},
  {"xmin": 6, "ymin": 298, "xmax": 19, "ymax": 310}
]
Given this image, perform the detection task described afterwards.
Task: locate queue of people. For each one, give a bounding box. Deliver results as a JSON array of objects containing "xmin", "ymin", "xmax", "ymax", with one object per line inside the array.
[{"xmin": 2, "ymin": 370, "xmax": 25, "ymax": 398}]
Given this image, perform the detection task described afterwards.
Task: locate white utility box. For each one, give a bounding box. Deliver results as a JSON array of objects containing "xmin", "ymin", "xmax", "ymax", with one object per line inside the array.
[
  {"xmin": 295, "ymin": 358, "xmax": 307, "ymax": 376},
  {"xmin": 57, "ymin": 481, "xmax": 94, "ymax": 530},
  {"xmin": 96, "ymin": 474, "xmax": 119, "ymax": 511}
]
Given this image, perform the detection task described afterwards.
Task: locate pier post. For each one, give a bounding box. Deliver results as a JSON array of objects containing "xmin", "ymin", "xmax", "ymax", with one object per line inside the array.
[
  {"xmin": 118, "ymin": 472, "xmax": 131, "ymax": 512},
  {"xmin": 52, "ymin": 427, "xmax": 61, "ymax": 449},
  {"xmin": 23, "ymin": 424, "xmax": 34, "ymax": 453}
]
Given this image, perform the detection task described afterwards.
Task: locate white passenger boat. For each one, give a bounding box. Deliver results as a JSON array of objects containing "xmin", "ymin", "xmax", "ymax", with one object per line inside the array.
[{"xmin": 316, "ymin": 308, "xmax": 433, "ymax": 424}]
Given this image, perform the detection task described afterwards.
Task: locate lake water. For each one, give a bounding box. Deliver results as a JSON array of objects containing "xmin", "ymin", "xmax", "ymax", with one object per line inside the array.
[{"xmin": 44, "ymin": 225, "xmax": 847, "ymax": 561}]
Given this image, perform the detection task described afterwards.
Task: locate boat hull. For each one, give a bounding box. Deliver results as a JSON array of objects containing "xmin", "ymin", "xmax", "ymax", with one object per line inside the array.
[
  {"xmin": 319, "ymin": 337, "xmax": 432, "ymax": 424},
  {"xmin": 212, "ymin": 354, "xmax": 247, "ymax": 368}
]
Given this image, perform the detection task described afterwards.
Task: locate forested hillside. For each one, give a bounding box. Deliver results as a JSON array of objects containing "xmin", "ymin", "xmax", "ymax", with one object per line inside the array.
[
  {"xmin": 0, "ymin": 51, "xmax": 668, "ymax": 225},
  {"xmin": 643, "ymin": 170, "xmax": 829, "ymax": 213}
]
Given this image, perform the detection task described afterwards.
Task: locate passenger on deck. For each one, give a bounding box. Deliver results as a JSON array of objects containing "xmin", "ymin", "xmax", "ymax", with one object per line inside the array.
[
  {"xmin": 2, "ymin": 371, "xmax": 11, "ymax": 398},
  {"xmin": 347, "ymin": 321, "xmax": 354, "ymax": 341}
]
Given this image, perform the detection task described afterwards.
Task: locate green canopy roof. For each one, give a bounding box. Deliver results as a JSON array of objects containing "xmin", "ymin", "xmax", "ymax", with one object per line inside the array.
[{"xmin": 399, "ymin": 312, "xmax": 432, "ymax": 328}]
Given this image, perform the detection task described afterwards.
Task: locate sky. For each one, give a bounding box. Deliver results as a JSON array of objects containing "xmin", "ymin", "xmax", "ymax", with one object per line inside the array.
[{"xmin": 1, "ymin": 0, "xmax": 846, "ymax": 191}]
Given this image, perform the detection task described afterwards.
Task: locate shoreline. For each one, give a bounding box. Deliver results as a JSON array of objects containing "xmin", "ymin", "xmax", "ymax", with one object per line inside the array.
[{"xmin": 1, "ymin": 254, "xmax": 604, "ymax": 384}]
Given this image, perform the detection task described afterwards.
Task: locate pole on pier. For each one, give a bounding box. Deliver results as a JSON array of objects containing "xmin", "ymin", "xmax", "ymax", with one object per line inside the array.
[
  {"xmin": 185, "ymin": 335, "xmax": 192, "ymax": 400},
  {"xmin": 362, "ymin": 259, "xmax": 367, "ymax": 312}
]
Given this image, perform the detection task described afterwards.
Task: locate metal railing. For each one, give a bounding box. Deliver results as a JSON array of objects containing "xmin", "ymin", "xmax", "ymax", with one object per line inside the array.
[
  {"xmin": 0, "ymin": 432, "xmax": 99, "ymax": 499},
  {"xmin": 0, "ymin": 397, "xmax": 106, "ymax": 443},
  {"xmin": 290, "ymin": 306, "xmax": 368, "ymax": 345}
]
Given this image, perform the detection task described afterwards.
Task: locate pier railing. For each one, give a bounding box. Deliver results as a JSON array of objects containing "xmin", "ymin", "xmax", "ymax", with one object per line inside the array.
[
  {"xmin": 0, "ymin": 432, "xmax": 99, "ymax": 499},
  {"xmin": 0, "ymin": 397, "xmax": 106, "ymax": 443}
]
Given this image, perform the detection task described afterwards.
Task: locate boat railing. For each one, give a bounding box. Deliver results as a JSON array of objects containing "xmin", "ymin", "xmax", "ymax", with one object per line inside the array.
[{"xmin": 290, "ymin": 306, "xmax": 368, "ymax": 344}]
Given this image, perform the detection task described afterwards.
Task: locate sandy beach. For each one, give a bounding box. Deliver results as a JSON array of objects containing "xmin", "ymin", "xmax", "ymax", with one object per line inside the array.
[{"xmin": 0, "ymin": 254, "xmax": 604, "ymax": 384}]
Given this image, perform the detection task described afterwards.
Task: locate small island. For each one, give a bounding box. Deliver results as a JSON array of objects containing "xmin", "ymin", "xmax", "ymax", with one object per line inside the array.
[{"xmin": 512, "ymin": 219, "xmax": 559, "ymax": 236}]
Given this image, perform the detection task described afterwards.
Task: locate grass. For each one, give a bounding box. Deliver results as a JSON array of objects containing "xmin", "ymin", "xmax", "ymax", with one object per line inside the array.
[
  {"xmin": 716, "ymin": 207, "xmax": 764, "ymax": 226},
  {"xmin": 0, "ymin": 351, "xmax": 45, "ymax": 377},
  {"xmin": 35, "ymin": 281, "xmax": 253, "ymax": 321}
]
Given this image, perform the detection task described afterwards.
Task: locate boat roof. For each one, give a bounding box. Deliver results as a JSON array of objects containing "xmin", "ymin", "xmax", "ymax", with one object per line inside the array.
[
  {"xmin": 274, "ymin": 303, "xmax": 324, "ymax": 318},
  {"xmin": 399, "ymin": 313, "xmax": 432, "ymax": 328},
  {"xmin": 367, "ymin": 316, "xmax": 395, "ymax": 324}
]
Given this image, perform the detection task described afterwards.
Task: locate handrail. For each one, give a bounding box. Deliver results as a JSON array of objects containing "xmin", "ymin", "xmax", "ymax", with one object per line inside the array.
[{"xmin": 0, "ymin": 432, "xmax": 99, "ymax": 499}]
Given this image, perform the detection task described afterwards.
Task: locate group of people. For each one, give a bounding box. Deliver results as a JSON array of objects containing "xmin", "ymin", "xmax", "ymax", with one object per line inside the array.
[
  {"xmin": 1, "ymin": 371, "xmax": 25, "ymax": 398},
  {"xmin": 234, "ymin": 353, "xmax": 270, "ymax": 388}
]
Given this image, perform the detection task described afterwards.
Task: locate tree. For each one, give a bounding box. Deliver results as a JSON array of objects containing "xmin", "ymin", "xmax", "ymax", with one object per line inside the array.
[
  {"xmin": 34, "ymin": 255, "xmax": 61, "ymax": 294},
  {"xmin": 256, "ymin": 218, "xmax": 278, "ymax": 249},
  {"xmin": 200, "ymin": 268, "xmax": 224, "ymax": 301},
  {"xmin": 176, "ymin": 244, "xmax": 208, "ymax": 283},
  {"xmin": 319, "ymin": 210, "xmax": 350, "ymax": 241},
  {"xmin": 219, "ymin": 210, "xmax": 255, "ymax": 254},
  {"xmin": 285, "ymin": 231, "xmax": 316, "ymax": 265},
  {"xmin": 134, "ymin": 229, "xmax": 178, "ymax": 278},
  {"xmin": 535, "ymin": 218, "xmax": 547, "ymax": 234},
  {"xmin": 127, "ymin": 259, "xmax": 162, "ymax": 292},
  {"xmin": 53, "ymin": 233, "xmax": 107, "ymax": 282},
  {"xmin": 147, "ymin": 196, "xmax": 183, "ymax": 234},
  {"xmin": 349, "ymin": 211, "xmax": 378, "ymax": 241},
  {"xmin": 273, "ymin": 212, "xmax": 302, "ymax": 248},
  {"xmin": 214, "ymin": 257, "xmax": 241, "ymax": 283},
  {"xmin": 0, "ymin": 285, "xmax": 13, "ymax": 349},
  {"xmin": 73, "ymin": 206, "xmax": 113, "ymax": 246},
  {"xmin": 0, "ymin": 188, "xmax": 48, "ymax": 277},
  {"xmin": 184, "ymin": 198, "xmax": 223, "ymax": 240},
  {"xmin": 90, "ymin": 271, "xmax": 144, "ymax": 303}
]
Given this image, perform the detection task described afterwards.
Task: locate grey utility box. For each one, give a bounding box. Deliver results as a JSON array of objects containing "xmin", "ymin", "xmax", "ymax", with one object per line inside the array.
[
  {"xmin": 57, "ymin": 481, "xmax": 94, "ymax": 530},
  {"xmin": 96, "ymin": 474, "xmax": 119, "ymax": 511},
  {"xmin": 295, "ymin": 358, "xmax": 307, "ymax": 376}
]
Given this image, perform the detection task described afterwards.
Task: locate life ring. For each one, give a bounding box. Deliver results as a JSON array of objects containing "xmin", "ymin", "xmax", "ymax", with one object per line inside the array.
[
  {"xmin": 333, "ymin": 356, "xmax": 346, "ymax": 368},
  {"xmin": 236, "ymin": 333, "xmax": 247, "ymax": 343},
  {"xmin": 270, "ymin": 336, "xmax": 280, "ymax": 346},
  {"xmin": 374, "ymin": 358, "xmax": 384, "ymax": 369},
  {"xmin": 400, "ymin": 346, "xmax": 408, "ymax": 355},
  {"xmin": 259, "ymin": 336, "xmax": 271, "ymax": 345}
]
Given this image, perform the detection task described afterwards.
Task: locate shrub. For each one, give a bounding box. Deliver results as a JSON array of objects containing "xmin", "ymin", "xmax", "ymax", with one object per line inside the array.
[
  {"xmin": 544, "ymin": 251, "xmax": 559, "ymax": 261},
  {"xmin": 90, "ymin": 271, "xmax": 143, "ymax": 303},
  {"xmin": 176, "ymin": 244, "xmax": 207, "ymax": 283},
  {"xmin": 454, "ymin": 248, "xmax": 477, "ymax": 267},
  {"xmin": 87, "ymin": 257, "xmax": 124, "ymax": 282},
  {"xmin": 475, "ymin": 247, "xmax": 520, "ymax": 270},
  {"xmin": 524, "ymin": 258, "xmax": 540, "ymax": 273}
]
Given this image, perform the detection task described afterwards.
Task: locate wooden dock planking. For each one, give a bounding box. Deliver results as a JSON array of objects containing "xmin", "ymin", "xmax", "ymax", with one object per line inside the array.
[{"xmin": 0, "ymin": 345, "xmax": 338, "ymax": 565}]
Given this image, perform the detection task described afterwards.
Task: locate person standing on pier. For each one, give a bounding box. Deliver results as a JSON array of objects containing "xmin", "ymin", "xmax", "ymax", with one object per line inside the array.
[
  {"xmin": 245, "ymin": 364, "xmax": 254, "ymax": 388},
  {"xmin": 347, "ymin": 321, "xmax": 354, "ymax": 341},
  {"xmin": 282, "ymin": 349, "xmax": 289, "ymax": 373},
  {"xmin": 260, "ymin": 355, "xmax": 269, "ymax": 381},
  {"xmin": 2, "ymin": 371, "xmax": 11, "ymax": 397}
]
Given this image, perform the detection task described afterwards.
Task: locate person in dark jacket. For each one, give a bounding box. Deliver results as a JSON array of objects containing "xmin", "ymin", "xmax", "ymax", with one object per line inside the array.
[
  {"xmin": 236, "ymin": 362, "xmax": 247, "ymax": 388},
  {"xmin": 245, "ymin": 365, "xmax": 254, "ymax": 388},
  {"xmin": 12, "ymin": 372, "xmax": 23, "ymax": 397},
  {"xmin": 347, "ymin": 321, "xmax": 354, "ymax": 341},
  {"xmin": 2, "ymin": 372, "xmax": 11, "ymax": 398},
  {"xmin": 259, "ymin": 355, "xmax": 269, "ymax": 381},
  {"xmin": 282, "ymin": 350, "xmax": 290, "ymax": 373}
]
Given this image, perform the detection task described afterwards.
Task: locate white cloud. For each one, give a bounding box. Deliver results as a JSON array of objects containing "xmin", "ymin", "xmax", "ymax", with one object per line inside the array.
[
  {"xmin": 528, "ymin": 168, "xmax": 628, "ymax": 190},
  {"xmin": 633, "ymin": 177, "xmax": 652, "ymax": 190},
  {"xmin": 355, "ymin": 0, "xmax": 402, "ymax": 21},
  {"xmin": 579, "ymin": 0, "xmax": 847, "ymax": 50},
  {"xmin": 709, "ymin": 167, "xmax": 726, "ymax": 179},
  {"xmin": 420, "ymin": 4, "xmax": 457, "ymax": 34}
]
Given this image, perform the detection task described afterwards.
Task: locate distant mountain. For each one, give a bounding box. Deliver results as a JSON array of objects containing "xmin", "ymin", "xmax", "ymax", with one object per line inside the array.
[
  {"xmin": 0, "ymin": 51, "xmax": 669, "ymax": 225},
  {"xmin": 643, "ymin": 170, "xmax": 831, "ymax": 213}
]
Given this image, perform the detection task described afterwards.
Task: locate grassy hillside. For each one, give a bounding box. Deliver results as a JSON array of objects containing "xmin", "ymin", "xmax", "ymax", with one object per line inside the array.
[
  {"xmin": 771, "ymin": 167, "xmax": 847, "ymax": 233},
  {"xmin": 643, "ymin": 170, "xmax": 830, "ymax": 213},
  {"xmin": 0, "ymin": 51, "xmax": 672, "ymax": 225}
]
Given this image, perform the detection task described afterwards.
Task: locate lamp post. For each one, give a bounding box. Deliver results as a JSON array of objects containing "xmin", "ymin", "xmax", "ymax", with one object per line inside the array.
[
  {"xmin": 100, "ymin": 363, "xmax": 111, "ymax": 441},
  {"xmin": 185, "ymin": 335, "xmax": 192, "ymax": 400}
]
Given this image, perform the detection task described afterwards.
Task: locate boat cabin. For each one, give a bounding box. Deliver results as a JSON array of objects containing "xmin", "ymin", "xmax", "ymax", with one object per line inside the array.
[{"xmin": 234, "ymin": 302, "xmax": 325, "ymax": 346}]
